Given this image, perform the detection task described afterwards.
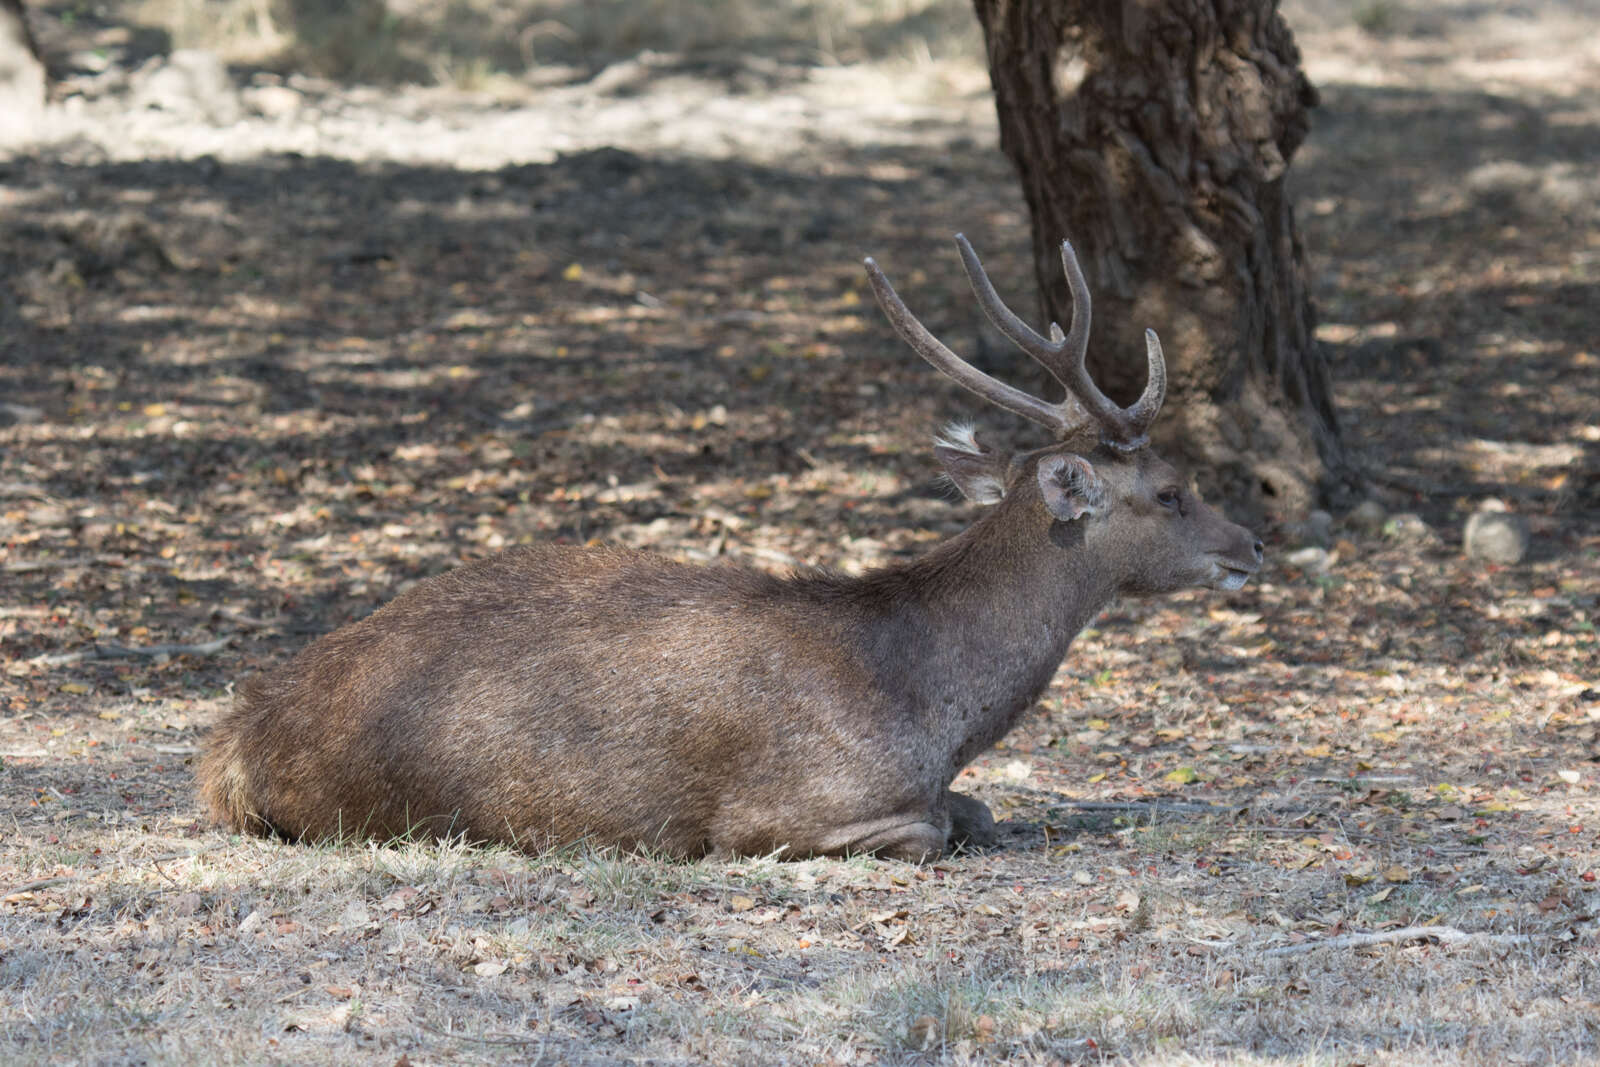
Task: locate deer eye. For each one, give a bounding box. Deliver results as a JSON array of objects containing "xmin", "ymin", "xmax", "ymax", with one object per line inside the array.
[{"xmin": 1156, "ymin": 487, "xmax": 1182, "ymax": 510}]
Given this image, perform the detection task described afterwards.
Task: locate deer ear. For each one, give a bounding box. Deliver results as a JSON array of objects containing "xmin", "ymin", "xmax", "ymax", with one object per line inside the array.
[
  {"xmin": 1037, "ymin": 453, "xmax": 1107, "ymax": 523},
  {"xmin": 935, "ymin": 446, "xmax": 1007, "ymax": 504},
  {"xmin": 933, "ymin": 427, "xmax": 1007, "ymax": 504}
]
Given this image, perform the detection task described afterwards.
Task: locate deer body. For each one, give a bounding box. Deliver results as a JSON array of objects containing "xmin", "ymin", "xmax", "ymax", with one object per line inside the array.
[{"xmin": 200, "ymin": 236, "xmax": 1262, "ymax": 861}]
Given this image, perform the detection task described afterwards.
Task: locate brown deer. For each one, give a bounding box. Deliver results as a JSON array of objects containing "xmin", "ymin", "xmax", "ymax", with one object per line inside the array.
[{"xmin": 198, "ymin": 235, "xmax": 1263, "ymax": 862}]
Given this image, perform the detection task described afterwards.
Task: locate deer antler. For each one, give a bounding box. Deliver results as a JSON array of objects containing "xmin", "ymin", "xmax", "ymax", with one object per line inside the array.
[
  {"xmin": 863, "ymin": 253, "xmax": 1089, "ymax": 437},
  {"xmin": 864, "ymin": 235, "xmax": 1167, "ymax": 450}
]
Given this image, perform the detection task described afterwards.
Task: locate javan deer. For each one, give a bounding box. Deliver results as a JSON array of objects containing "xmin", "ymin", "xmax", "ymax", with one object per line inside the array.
[{"xmin": 198, "ymin": 235, "xmax": 1263, "ymax": 862}]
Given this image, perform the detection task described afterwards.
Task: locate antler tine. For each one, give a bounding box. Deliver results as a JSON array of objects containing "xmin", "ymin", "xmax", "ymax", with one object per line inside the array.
[
  {"xmin": 1056, "ymin": 240, "xmax": 1093, "ymax": 364},
  {"xmin": 1055, "ymin": 242, "xmax": 1169, "ymax": 449},
  {"xmin": 1051, "ymin": 240, "xmax": 1140, "ymax": 442},
  {"xmin": 1127, "ymin": 328, "xmax": 1168, "ymax": 441},
  {"xmin": 955, "ymin": 235, "xmax": 1095, "ymax": 421},
  {"xmin": 862, "ymin": 256, "xmax": 1073, "ymax": 436},
  {"xmin": 954, "ymin": 234, "xmax": 1063, "ymax": 373},
  {"xmin": 948, "ymin": 234, "xmax": 1096, "ymax": 432}
]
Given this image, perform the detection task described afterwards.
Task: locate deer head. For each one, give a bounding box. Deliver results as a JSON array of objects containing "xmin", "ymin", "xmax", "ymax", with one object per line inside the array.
[{"xmin": 864, "ymin": 235, "xmax": 1262, "ymax": 597}]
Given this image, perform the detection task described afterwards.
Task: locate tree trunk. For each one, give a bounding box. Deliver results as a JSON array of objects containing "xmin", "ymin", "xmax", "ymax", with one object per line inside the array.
[
  {"xmin": 0, "ymin": 0, "xmax": 45, "ymax": 146},
  {"xmin": 970, "ymin": 0, "xmax": 1344, "ymax": 523}
]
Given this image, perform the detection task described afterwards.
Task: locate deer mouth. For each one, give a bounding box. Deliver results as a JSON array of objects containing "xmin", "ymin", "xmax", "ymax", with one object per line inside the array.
[{"xmin": 1212, "ymin": 564, "xmax": 1254, "ymax": 591}]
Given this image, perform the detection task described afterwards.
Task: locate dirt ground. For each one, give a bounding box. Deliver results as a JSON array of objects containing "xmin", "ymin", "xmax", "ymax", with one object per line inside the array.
[{"xmin": 1, "ymin": 1, "xmax": 1597, "ymax": 1064}]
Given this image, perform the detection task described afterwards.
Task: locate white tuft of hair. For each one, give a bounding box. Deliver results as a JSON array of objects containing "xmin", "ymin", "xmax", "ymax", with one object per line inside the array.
[
  {"xmin": 934, "ymin": 421, "xmax": 984, "ymax": 455},
  {"xmin": 932, "ymin": 422, "xmax": 1004, "ymax": 504}
]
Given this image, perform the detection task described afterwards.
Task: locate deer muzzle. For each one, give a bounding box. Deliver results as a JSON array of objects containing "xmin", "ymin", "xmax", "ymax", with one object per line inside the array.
[{"xmin": 1208, "ymin": 531, "xmax": 1265, "ymax": 591}]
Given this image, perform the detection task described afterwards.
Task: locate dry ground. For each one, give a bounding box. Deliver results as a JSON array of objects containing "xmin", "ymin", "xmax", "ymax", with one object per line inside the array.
[{"xmin": 2, "ymin": 1, "xmax": 1598, "ymax": 1063}]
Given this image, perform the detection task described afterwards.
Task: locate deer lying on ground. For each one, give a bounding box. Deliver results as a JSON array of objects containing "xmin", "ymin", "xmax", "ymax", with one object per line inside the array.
[{"xmin": 198, "ymin": 235, "xmax": 1263, "ymax": 862}]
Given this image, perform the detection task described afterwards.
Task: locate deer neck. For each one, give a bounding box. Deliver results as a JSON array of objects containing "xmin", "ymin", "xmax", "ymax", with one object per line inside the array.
[{"xmin": 850, "ymin": 501, "xmax": 1118, "ymax": 773}]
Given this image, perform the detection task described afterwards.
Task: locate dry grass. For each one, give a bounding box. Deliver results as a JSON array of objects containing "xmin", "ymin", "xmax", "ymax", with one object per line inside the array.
[{"xmin": 3, "ymin": 815, "xmax": 1594, "ymax": 1064}]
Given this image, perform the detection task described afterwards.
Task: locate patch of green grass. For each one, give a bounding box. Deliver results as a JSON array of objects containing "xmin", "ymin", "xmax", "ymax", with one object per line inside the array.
[{"xmin": 1122, "ymin": 817, "xmax": 1230, "ymax": 855}]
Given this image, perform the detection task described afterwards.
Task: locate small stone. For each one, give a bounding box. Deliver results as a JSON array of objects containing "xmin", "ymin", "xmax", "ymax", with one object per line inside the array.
[
  {"xmin": 1464, "ymin": 507, "xmax": 1529, "ymax": 565},
  {"xmin": 1346, "ymin": 499, "xmax": 1387, "ymax": 534},
  {"xmin": 1285, "ymin": 546, "xmax": 1331, "ymax": 571},
  {"xmin": 1304, "ymin": 509, "xmax": 1333, "ymax": 544},
  {"xmin": 1383, "ymin": 512, "xmax": 1435, "ymax": 545},
  {"xmin": 1151, "ymin": 645, "xmax": 1185, "ymax": 671},
  {"xmin": 999, "ymin": 759, "xmax": 1032, "ymax": 782},
  {"xmin": 243, "ymin": 85, "xmax": 303, "ymax": 119},
  {"xmin": 1285, "ymin": 508, "xmax": 1333, "ymax": 547}
]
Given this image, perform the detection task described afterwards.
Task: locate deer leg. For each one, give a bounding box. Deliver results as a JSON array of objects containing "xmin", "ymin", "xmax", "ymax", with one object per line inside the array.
[
  {"xmin": 807, "ymin": 811, "xmax": 949, "ymax": 863},
  {"xmin": 945, "ymin": 790, "xmax": 997, "ymax": 850},
  {"xmin": 856, "ymin": 820, "xmax": 949, "ymax": 863}
]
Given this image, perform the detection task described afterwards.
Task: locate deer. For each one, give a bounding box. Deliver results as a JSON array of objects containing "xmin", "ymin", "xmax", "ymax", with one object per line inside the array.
[{"xmin": 197, "ymin": 234, "xmax": 1263, "ymax": 863}]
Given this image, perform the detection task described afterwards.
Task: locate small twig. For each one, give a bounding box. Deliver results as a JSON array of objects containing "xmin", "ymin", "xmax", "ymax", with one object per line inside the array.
[
  {"xmin": 1366, "ymin": 471, "xmax": 1472, "ymax": 499},
  {"xmin": 1309, "ymin": 775, "xmax": 1417, "ymax": 786},
  {"xmin": 29, "ymin": 636, "xmax": 232, "ymax": 667},
  {"xmin": 1186, "ymin": 937, "xmax": 1236, "ymax": 950},
  {"xmin": 151, "ymin": 857, "xmax": 183, "ymax": 888},
  {"xmin": 2, "ymin": 846, "xmax": 218, "ymax": 900},
  {"xmin": 3, "ymin": 876, "xmax": 73, "ymax": 898},
  {"xmin": 3, "ymin": 554, "xmax": 131, "ymax": 574},
  {"xmin": 2, "ymin": 851, "xmax": 206, "ymax": 902},
  {"xmin": 212, "ymin": 607, "xmax": 279, "ymax": 630},
  {"xmin": 1370, "ymin": 470, "xmax": 1541, "ymax": 502},
  {"xmin": 1262, "ymin": 924, "xmax": 1535, "ymax": 957},
  {"xmin": 1050, "ymin": 800, "xmax": 1242, "ymax": 816},
  {"xmin": 415, "ymin": 1018, "xmax": 546, "ymax": 1048}
]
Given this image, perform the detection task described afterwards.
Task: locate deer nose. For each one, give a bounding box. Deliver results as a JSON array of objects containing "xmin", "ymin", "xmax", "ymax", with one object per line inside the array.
[{"xmin": 1252, "ymin": 540, "xmax": 1264, "ymax": 563}]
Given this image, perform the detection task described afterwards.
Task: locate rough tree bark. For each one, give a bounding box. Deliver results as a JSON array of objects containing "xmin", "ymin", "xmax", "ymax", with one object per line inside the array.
[{"xmin": 970, "ymin": 0, "xmax": 1344, "ymax": 522}]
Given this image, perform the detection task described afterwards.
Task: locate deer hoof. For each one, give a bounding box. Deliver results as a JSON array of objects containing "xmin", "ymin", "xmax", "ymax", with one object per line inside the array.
[{"xmin": 946, "ymin": 790, "xmax": 997, "ymax": 850}]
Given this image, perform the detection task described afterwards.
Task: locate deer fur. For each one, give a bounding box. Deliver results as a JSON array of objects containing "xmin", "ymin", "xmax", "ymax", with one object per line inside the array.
[{"xmin": 198, "ymin": 235, "xmax": 1263, "ymax": 862}]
